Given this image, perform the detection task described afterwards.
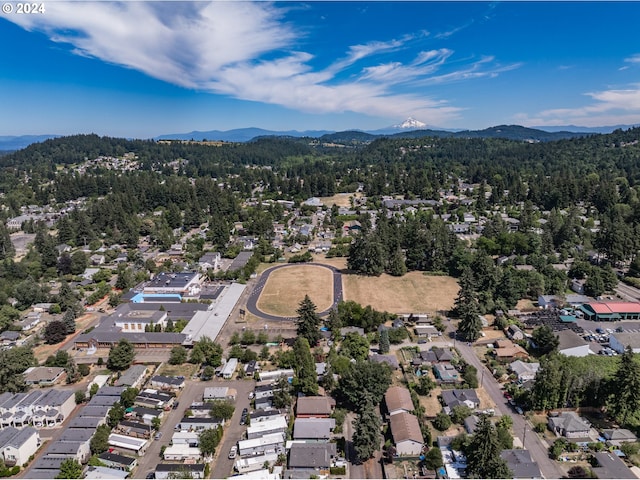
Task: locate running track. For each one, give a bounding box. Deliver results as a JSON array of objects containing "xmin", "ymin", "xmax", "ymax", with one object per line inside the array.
[{"xmin": 246, "ymin": 263, "xmax": 344, "ymax": 321}]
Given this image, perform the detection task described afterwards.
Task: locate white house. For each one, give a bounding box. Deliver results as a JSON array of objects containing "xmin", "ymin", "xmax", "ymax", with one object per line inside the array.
[
  {"xmin": 108, "ymin": 434, "xmax": 148, "ymax": 455},
  {"xmin": 246, "ymin": 416, "xmax": 288, "ymax": 440},
  {"xmin": 0, "ymin": 427, "xmax": 39, "ymax": 467},
  {"xmin": 162, "ymin": 444, "xmax": 202, "ymax": 461},
  {"xmin": 219, "ymin": 358, "xmax": 238, "ymax": 379},
  {"xmin": 155, "ymin": 464, "xmax": 205, "ymax": 480},
  {"xmin": 238, "ymin": 432, "xmax": 285, "ymax": 457},
  {"xmin": 509, "ymin": 361, "xmax": 540, "ymax": 382},
  {"xmin": 235, "ymin": 453, "xmax": 279, "ymax": 474},
  {"xmin": 389, "ymin": 412, "xmax": 424, "ymax": 456}
]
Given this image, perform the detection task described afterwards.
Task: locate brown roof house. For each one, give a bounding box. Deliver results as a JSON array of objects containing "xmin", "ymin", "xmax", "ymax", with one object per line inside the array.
[
  {"xmin": 22, "ymin": 367, "xmax": 65, "ymax": 386},
  {"xmin": 296, "ymin": 396, "xmax": 335, "ymax": 418},
  {"xmin": 389, "ymin": 412, "xmax": 424, "ymax": 456},
  {"xmin": 494, "ymin": 339, "xmax": 529, "ymax": 361},
  {"xmin": 384, "ymin": 386, "xmax": 414, "ymax": 417}
]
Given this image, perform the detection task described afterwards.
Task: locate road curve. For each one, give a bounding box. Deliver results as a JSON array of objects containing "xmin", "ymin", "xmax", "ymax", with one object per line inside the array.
[{"xmin": 246, "ymin": 263, "xmax": 344, "ymax": 321}]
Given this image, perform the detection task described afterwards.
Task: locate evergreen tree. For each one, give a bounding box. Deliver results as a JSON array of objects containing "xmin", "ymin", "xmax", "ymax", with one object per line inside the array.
[
  {"xmin": 63, "ymin": 308, "xmax": 76, "ymax": 334},
  {"xmin": 296, "ymin": 295, "xmax": 322, "ymax": 347},
  {"xmin": 609, "ymin": 346, "xmax": 640, "ymax": 425},
  {"xmin": 531, "ymin": 325, "xmax": 559, "ymax": 355},
  {"xmin": 0, "ymin": 223, "xmax": 15, "ymax": 260},
  {"xmin": 466, "ymin": 415, "xmax": 512, "ymax": 479},
  {"xmin": 387, "ymin": 245, "xmax": 407, "ymax": 276},
  {"xmin": 44, "ymin": 320, "xmax": 68, "ymax": 344},
  {"xmin": 292, "ymin": 337, "xmax": 319, "ymax": 396},
  {"xmin": 352, "ymin": 401, "xmax": 382, "ymax": 463},
  {"xmin": 379, "ymin": 328, "xmax": 390, "ymax": 354}
]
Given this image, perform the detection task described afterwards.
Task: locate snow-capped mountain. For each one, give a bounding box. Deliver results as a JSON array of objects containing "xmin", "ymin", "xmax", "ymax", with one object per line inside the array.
[{"xmin": 393, "ymin": 117, "xmax": 427, "ymax": 129}]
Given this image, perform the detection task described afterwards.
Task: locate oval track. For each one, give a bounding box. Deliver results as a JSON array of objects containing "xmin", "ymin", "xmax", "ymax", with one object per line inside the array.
[{"xmin": 246, "ymin": 263, "xmax": 343, "ymax": 321}]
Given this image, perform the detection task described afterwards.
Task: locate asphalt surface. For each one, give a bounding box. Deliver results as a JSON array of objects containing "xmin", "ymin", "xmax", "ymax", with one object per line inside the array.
[
  {"xmin": 133, "ymin": 378, "xmax": 255, "ymax": 479},
  {"xmin": 246, "ymin": 263, "xmax": 344, "ymax": 321},
  {"xmin": 446, "ymin": 321, "xmax": 565, "ymax": 480}
]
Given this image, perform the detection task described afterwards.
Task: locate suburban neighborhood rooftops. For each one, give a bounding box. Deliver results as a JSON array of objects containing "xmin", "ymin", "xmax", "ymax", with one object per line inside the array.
[
  {"xmin": 288, "ymin": 442, "xmax": 336, "ymax": 468},
  {"xmin": 389, "ymin": 411, "xmax": 424, "ymax": 444},
  {"xmin": 384, "ymin": 386, "xmax": 414, "ymax": 414},
  {"xmin": 296, "ymin": 396, "xmax": 335, "ymax": 416},
  {"xmin": 500, "ymin": 449, "xmax": 542, "ymax": 479}
]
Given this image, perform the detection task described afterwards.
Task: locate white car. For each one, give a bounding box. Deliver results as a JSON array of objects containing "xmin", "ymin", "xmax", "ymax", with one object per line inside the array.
[{"xmin": 228, "ymin": 445, "xmax": 238, "ymax": 459}]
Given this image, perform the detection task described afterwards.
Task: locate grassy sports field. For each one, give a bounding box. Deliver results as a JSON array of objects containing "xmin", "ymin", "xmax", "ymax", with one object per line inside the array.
[{"xmin": 256, "ymin": 264, "xmax": 334, "ymax": 317}]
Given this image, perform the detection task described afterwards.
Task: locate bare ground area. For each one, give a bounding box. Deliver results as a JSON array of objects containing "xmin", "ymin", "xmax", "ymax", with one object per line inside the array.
[
  {"xmin": 342, "ymin": 272, "xmax": 459, "ymax": 314},
  {"xmin": 256, "ymin": 265, "xmax": 334, "ymax": 316},
  {"xmin": 318, "ymin": 192, "xmax": 363, "ymax": 207},
  {"xmin": 517, "ymin": 299, "xmax": 537, "ymax": 311},
  {"xmin": 34, "ymin": 311, "xmax": 98, "ymax": 364}
]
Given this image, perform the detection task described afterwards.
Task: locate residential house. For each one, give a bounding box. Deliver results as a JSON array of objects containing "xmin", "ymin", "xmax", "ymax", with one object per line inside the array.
[
  {"xmin": 494, "ymin": 339, "xmax": 529, "ymax": 361},
  {"xmin": 249, "ymin": 409, "xmax": 287, "ymax": 424},
  {"xmin": 235, "ymin": 454, "xmax": 279, "ymax": 475},
  {"xmin": 98, "ymin": 452, "xmax": 138, "ymax": 471},
  {"xmin": 0, "ymin": 426, "xmax": 39, "ymax": 467},
  {"xmin": 499, "ymin": 450, "xmax": 542, "ymax": 479},
  {"xmin": 203, "ymin": 386, "xmax": 236, "ymax": 401},
  {"xmin": 296, "ymin": 396, "xmax": 336, "ymax": 418},
  {"xmin": 149, "ymin": 375, "xmax": 185, "ymax": 391},
  {"xmin": 175, "ymin": 417, "xmax": 224, "ymax": 432},
  {"xmin": 509, "ymin": 361, "xmax": 540, "ymax": 383},
  {"xmin": 414, "ymin": 325, "xmax": 439, "ymax": 338},
  {"xmin": 22, "ymin": 367, "xmax": 65, "ymax": 386},
  {"xmin": 287, "ymin": 442, "xmax": 336, "ymax": 473},
  {"xmin": 238, "ymin": 432, "xmax": 285, "ymax": 457},
  {"xmin": 0, "ymin": 331, "xmax": 20, "ymax": 347},
  {"xmin": 131, "ymin": 407, "xmax": 163, "ymax": 426},
  {"xmin": 134, "ymin": 390, "xmax": 174, "ymax": 410},
  {"xmin": 155, "ymin": 464, "xmax": 205, "ymax": 480},
  {"xmin": 538, "ymin": 295, "xmax": 562, "ymax": 310},
  {"xmin": 433, "ymin": 363, "xmax": 461, "ymax": 383},
  {"xmin": 369, "ymin": 353, "xmax": 400, "ymax": 370},
  {"xmin": 384, "ymin": 386, "xmax": 414, "ymax": 417},
  {"xmin": 84, "ymin": 466, "xmax": 129, "ymax": 480},
  {"xmin": 219, "ymin": 358, "xmax": 238, "ymax": 379},
  {"xmin": 170, "ymin": 431, "xmax": 199, "ymax": 447},
  {"xmin": 548, "ymin": 412, "xmax": 591, "ymax": 439},
  {"xmin": 592, "ymin": 451, "xmax": 636, "ymax": 479},
  {"xmin": 258, "ymin": 369, "xmax": 294, "ymax": 383},
  {"xmin": 507, "ymin": 325, "xmax": 525, "ymax": 341},
  {"xmin": 440, "ymin": 390, "xmax": 480, "ymax": 413},
  {"xmin": 389, "ymin": 412, "xmax": 424, "ymax": 456},
  {"xmin": 198, "ymin": 252, "xmax": 221, "ymax": 271},
  {"xmin": 432, "ymin": 347, "xmax": 456, "ymax": 362},
  {"xmin": 292, "ymin": 418, "xmax": 334, "ymax": 442},
  {"xmin": 114, "ymin": 365, "xmax": 148, "ymax": 388},
  {"xmin": 107, "ymin": 434, "xmax": 148, "ymax": 456},
  {"xmin": 602, "ymin": 429, "xmax": 638, "ymax": 447},
  {"xmin": 163, "ymin": 444, "xmax": 202, "ymax": 461},
  {"xmin": 246, "ymin": 416, "xmax": 288, "ymax": 440}
]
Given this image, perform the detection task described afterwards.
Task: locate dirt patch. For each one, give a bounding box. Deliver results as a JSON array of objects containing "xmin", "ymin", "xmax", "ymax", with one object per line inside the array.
[
  {"xmin": 157, "ymin": 363, "xmax": 198, "ymax": 378},
  {"xmin": 342, "ymin": 272, "xmax": 459, "ymax": 315},
  {"xmin": 476, "ymin": 387, "xmax": 495, "ymax": 409},
  {"xmin": 34, "ymin": 311, "xmax": 98, "ymax": 364},
  {"xmin": 420, "ymin": 386, "xmax": 443, "ymax": 418},
  {"xmin": 257, "ymin": 265, "xmax": 334, "ymax": 316},
  {"xmin": 310, "ymin": 254, "xmax": 348, "ymax": 271},
  {"xmin": 318, "ymin": 193, "xmax": 363, "ymax": 207},
  {"xmin": 516, "ymin": 299, "xmax": 537, "ymax": 311}
]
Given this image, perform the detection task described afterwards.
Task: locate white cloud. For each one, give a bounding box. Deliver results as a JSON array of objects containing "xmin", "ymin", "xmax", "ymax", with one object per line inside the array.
[
  {"xmin": 624, "ymin": 54, "xmax": 640, "ymax": 64},
  {"xmin": 516, "ymin": 84, "xmax": 640, "ymax": 127},
  {"xmin": 6, "ymin": 1, "xmax": 515, "ymax": 126}
]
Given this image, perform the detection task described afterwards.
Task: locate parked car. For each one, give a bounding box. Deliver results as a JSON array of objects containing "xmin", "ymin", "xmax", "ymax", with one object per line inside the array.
[
  {"xmin": 248, "ymin": 392, "xmax": 255, "ymax": 400},
  {"xmin": 172, "ymin": 401, "xmax": 179, "ymax": 410},
  {"xmin": 228, "ymin": 445, "xmax": 238, "ymax": 459},
  {"xmin": 154, "ymin": 432, "xmax": 163, "ymax": 440}
]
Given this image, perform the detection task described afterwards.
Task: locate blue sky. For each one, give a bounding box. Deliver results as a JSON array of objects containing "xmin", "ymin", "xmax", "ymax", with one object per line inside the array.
[{"xmin": 1, "ymin": 1, "xmax": 640, "ymax": 138}]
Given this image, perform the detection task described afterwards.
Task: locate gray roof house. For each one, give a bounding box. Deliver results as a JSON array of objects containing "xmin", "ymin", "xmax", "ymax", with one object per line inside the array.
[
  {"xmin": 440, "ymin": 389, "xmax": 480, "ymax": 411},
  {"xmin": 509, "ymin": 361, "xmax": 540, "ymax": 382},
  {"xmin": 548, "ymin": 412, "xmax": 591, "ymax": 439},
  {"xmin": 114, "ymin": 364, "xmax": 148, "ymax": 388},
  {"xmin": 602, "ymin": 428, "xmax": 638, "ymax": 447},
  {"xmin": 292, "ymin": 418, "xmax": 334, "ymax": 442},
  {"xmin": 288, "ymin": 442, "xmax": 336, "ymax": 471},
  {"xmin": 500, "ymin": 449, "xmax": 542, "ymax": 479},
  {"xmin": 592, "ymin": 451, "xmax": 636, "ymax": 479}
]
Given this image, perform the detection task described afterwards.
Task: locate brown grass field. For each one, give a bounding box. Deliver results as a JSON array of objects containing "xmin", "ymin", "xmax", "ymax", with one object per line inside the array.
[
  {"xmin": 256, "ymin": 265, "xmax": 334, "ymax": 317},
  {"xmin": 318, "ymin": 192, "xmax": 363, "ymax": 207},
  {"xmin": 342, "ymin": 271, "xmax": 459, "ymax": 315}
]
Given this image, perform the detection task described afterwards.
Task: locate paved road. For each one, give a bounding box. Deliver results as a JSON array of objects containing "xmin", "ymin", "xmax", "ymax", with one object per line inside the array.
[
  {"xmin": 448, "ymin": 322, "xmax": 564, "ymax": 479},
  {"xmin": 132, "ymin": 378, "xmax": 255, "ymax": 479},
  {"xmin": 246, "ymin": 263, "xmax": 344, "ymax": 321},
  {"xmin": 616, "ymin": 282, "xmax": 640, "ymax": 301}
]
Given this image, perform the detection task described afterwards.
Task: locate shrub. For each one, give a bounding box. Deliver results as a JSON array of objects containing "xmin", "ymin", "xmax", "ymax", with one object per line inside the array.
[{"xmin": 329, "ymin": 467, "xmax": 346, "ymax": 475}]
